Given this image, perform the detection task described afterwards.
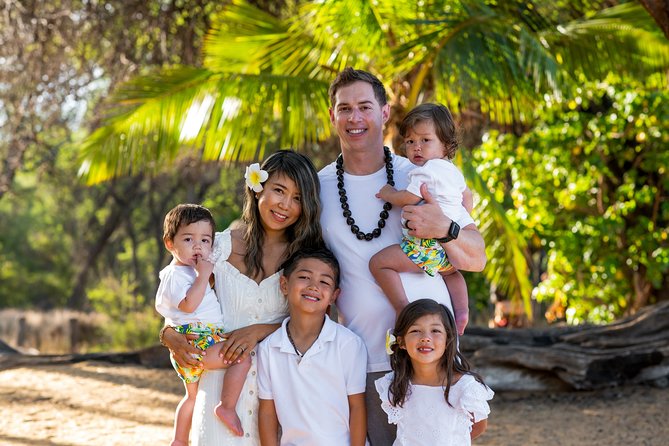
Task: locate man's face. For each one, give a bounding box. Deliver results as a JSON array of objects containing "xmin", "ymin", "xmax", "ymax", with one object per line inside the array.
[{"xmin": 329, "ymin": 81, "xmax": 390, "ymax": 154}]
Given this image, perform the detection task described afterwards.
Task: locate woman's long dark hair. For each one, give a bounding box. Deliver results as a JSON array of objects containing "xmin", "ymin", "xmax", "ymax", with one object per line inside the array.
[
  {"xmin": 388, "ymin": 299, "xmax": 485, "ymax": 407},
  {"xmin": 242, "ymin": 150, "xmax": 324, "ymax": 279}
]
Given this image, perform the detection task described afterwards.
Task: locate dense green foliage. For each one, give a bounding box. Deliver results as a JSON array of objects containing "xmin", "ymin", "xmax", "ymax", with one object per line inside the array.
[
  {"xmin": 1, "ymin": 1, "xmax": 668, "ymax": 354},
  {"xmin": 475, "ymin": 82, "xmax": 668, "ymax": 322}
]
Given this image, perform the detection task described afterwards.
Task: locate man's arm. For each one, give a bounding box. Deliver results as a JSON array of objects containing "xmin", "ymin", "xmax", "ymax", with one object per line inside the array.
[
  {"xmin": 403, "ymin": 184, "xmax": 486, "ymax": 271},
  {"xmin": 258, "ymin": 398, "xmax": 280, "ymax": 446},
  {"xmin": 348, "ymin": 392, "xmax": 367, "ymax": 446}
]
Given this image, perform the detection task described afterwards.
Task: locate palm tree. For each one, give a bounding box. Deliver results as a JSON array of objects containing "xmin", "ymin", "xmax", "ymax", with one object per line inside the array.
[{"xmin": 78, "ymin": 0, "xmax": 669, "ymax": 321}]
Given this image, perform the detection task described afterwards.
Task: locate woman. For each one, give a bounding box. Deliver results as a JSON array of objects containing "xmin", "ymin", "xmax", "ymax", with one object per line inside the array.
[{"xmin": 161, "ymin": 150, "xmax": 324, "ymax": 445}]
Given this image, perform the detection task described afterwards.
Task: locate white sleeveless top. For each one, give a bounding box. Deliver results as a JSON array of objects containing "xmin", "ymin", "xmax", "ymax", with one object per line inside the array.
[{"xmin": 192, "ymin": 229, "xmax": 288, "ymax": 445}]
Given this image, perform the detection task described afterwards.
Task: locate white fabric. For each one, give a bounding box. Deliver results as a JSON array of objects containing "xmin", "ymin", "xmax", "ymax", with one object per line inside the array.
[
  {"xmin": 155, "ymin": 264, "xmax": 223, "ymax": 326},
  {"xmin": 191, "ymin": 229, "xmax": 289, "ymax": 446},
  {"xmin": 319, "ymin": 154, "xmax": 453, "ymax": 373},
  {"xmin": 405, "ymin": 158, "xmax": 474, "ymax": 229},
  {"xmin": 375, "ymin": 372, "xmax": 494, "ymax": 446},
  {"xmin": 257, "ymin": 317, "xmax": 368, "ymax": 445}
]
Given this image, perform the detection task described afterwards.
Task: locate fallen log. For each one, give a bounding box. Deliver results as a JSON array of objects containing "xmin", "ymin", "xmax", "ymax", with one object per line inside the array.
[
  {"xmin": 2, "ymin": 302, "xmax": 668, "ymax": 391},
  {"xmin": 463, "ymin": 301, "xmax": 669, "ymax": 390},
  {"xmin": 0, "ymin": 344, "xmax": 170, "ymax": 371}
]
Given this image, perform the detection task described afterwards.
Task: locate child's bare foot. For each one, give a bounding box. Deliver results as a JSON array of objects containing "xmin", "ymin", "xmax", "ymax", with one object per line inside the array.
[
  {"xmin": 215, "ymin": 403, "xmax": 244, "ymax": 436},
  {"xmin": 455, "ymin": 312, "xmax": 469, "ymax": 336},
  {"xmin": 170, "ymin": 441, "xmax": 188, "ymax": 446}
]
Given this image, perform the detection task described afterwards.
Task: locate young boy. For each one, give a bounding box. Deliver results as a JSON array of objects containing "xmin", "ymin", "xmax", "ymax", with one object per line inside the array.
[
  {"xmin": 257, "ymin": 248, "xmax": 368, "ymax": 446},
  {"xmin": 155, "ymin": 204, "xmax": 251, "ymax": 445}
]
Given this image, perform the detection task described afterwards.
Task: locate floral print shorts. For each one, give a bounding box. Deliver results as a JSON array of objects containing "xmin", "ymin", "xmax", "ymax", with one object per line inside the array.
[
  {"xmin": 170, "ymin": 322, "xmax": 226, "ymax": 384},
  {"xmin": 400, "ymin": 235, "xmax": 454, "ymax": 277}
]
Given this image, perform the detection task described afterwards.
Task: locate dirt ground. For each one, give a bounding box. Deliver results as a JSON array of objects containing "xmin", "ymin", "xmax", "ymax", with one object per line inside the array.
[{"xmin": 1, "ymin": 361, "xmax": 668, "ymax": 446}]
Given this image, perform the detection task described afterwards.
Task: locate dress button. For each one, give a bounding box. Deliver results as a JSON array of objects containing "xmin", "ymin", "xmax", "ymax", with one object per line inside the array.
[
  {"xmin": 245, "ymin": 433, "xmax": 250, "ymax": 438},
  {"xmin": 258, "ymin": 298, "xmax": 263, "ymax": 303},
  {"xmin": 251, "ymin": 351, "xmax": 255, "ymax": 356},
  {"xmin": 248, "ymin": 410, "xmax": 253, "ymax": 415},
  {"xmin": 252, "ymin": 371, "xmax": 256, "ymax": 376},
  {"xmin": 249, "ymin": 390, "xmax": 254, "ymax": 395}
]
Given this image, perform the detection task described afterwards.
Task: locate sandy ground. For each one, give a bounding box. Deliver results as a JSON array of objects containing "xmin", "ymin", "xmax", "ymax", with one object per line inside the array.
[{"xmin": 1, "ymin": 361, "xmax": 668, "ymax": 446}]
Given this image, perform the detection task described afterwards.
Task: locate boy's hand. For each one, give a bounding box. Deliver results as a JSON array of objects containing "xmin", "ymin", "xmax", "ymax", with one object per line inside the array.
[
  {"xmin": 194, "ymin": 253, "xmax": 214, "ymax": 278},
  {"xmin": 376, "ymin": 184, "xmax": 397, "ymax": 202}
]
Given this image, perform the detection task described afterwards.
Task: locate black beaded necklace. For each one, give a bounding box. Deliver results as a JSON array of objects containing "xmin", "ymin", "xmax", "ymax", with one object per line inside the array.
[{"xmin": 335, "ymin": 147, "xmax": 394, "ymax": 241}]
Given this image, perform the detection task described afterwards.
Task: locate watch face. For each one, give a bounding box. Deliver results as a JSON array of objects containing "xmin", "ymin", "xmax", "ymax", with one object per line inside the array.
[{"xmin": 449, "ymin": 221, "xmax": 460, "ymax": 239}]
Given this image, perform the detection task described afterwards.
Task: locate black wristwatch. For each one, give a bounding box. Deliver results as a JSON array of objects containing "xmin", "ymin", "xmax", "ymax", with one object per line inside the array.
[{"xmin": 437, "ymin": 221, "xmax": 460, "ymax": 243}]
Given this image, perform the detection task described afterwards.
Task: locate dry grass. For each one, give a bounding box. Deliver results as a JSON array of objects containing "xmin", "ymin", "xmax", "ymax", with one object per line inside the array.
[{"xmin": 1, "ymin": 360, "xmax": 668, "ymax": 445}]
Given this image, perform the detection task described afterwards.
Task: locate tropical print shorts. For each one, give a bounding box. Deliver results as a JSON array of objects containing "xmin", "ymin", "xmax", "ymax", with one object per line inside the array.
[
  {"xmin": 400, "ymin": 235, "xmax": 454, "ymax": 277},
  {"xmin": 170, "ymin": 322, "xmax": 226, "ymax": 384}
]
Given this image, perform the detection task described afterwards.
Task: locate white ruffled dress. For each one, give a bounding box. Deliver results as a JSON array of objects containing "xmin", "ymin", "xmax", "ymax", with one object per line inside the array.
[
  {"xmin": 191, "ymin": 229, "xmax": 289, "ymax": 446},
  {"xmin": 375, "ymin": 372, "xmax": 494, "ymax": 446}
]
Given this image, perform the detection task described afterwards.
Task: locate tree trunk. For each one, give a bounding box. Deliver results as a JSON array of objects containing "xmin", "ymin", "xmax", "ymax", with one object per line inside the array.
[
  {"xmin": 463, "ymin": 300, "xmax": 669, "ymax": 390},
  {"xmin": 638, "ymin": 0, "xmax": 669, "ymax": 40},
  {"xmin": 67, "ymin": 176, "xmax": 143, "ymax": 309}
]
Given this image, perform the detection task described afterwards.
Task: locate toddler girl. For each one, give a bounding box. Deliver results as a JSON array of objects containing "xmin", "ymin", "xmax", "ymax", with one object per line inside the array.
[{"xmin": 369, "ymin": 103, "xmax": 474, "ymax": 335}]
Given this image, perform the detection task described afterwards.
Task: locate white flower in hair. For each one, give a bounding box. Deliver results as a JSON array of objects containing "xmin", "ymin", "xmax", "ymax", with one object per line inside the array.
[
  {"xmin": 245, "ymin": 163, "xmax": 269, "ymax": 192},
  {"xmin": 385, "ymin": 329, "xmax": 397, "ymax": 355}
]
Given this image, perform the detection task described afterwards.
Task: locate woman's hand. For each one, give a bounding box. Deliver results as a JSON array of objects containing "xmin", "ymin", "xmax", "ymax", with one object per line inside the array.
[
  {"xmin": 219, "ymin": 323, "xmax": 280, "ymax": 365},
  {"xmin": 161, "ymin": 326, "xmax": 202, "ymax": 368}
]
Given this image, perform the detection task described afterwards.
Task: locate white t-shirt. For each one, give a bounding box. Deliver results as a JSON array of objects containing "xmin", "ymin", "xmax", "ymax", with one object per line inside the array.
[
  {"xmin": 257, "ymin": 317, "xmax": 367, "ymax": 446},
  {"xmin": 319, "ymin": 154, "xmax": 453, "ymax": 373},
  {"xmin": 406, "ymin": 158, "xmax": 474, "ymax": 229},
  {"xmin": 375, "ymin": 372, "xmax": 494, "ymax": 446},
  {"xmin": 154, "ymin": 264, "xmax": 223, "ymax": 326}
]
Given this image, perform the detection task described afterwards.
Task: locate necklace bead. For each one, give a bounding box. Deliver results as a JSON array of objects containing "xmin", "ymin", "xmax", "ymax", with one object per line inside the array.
[{"xmin": 336, "ymin": 147, "xmax": 394, "ymax": 241}]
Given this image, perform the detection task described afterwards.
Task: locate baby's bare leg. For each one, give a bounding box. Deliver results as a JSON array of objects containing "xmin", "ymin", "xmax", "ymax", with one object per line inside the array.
[
  {"xmin": 370, "ymin": 244, "xmax": 423, "ymax": 314},
  {"xmin": 172, "ymin": 381, "xmax": 198, "ymax": 446},
  {"xmin": 442, "ymin": 269, "xmax": 469, "ymax": 335},
  {"xmin": 214, "ymin": 354, "xmax": 252, "ymax": 436}
]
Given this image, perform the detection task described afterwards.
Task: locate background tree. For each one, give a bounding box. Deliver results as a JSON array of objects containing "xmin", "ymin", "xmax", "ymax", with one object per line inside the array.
[{"xmin": 77, "ymin": 0, "xmax": 669, "ymax": 321}]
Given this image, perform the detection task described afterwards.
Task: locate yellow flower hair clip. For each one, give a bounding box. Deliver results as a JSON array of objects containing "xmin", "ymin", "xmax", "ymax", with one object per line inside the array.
[
  {"xmin": 245, "ymin": 163, "xmax": 269, "ymax": 192},
  {"xmin": 385, "ymin": 329, "xmax": 397, "ymax": 355}
]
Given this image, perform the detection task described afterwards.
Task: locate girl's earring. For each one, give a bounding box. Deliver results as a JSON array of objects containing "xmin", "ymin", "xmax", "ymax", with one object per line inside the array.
[{"xmin": 255, "ymin": 193, "xmax": 260, "ymax": 199}]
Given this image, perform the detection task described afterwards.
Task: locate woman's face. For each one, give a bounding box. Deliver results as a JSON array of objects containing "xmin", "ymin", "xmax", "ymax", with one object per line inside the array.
[{"xmin": 257, "ymin": 172, "xmax": 302, "ymax": 233}]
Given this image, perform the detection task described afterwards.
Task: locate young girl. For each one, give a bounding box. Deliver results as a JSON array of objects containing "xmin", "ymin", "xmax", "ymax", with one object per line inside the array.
[
  {"xmin": 369, "ymin": 103, "xmax": 474, "ymax": 335},
  {"xmin": 376, "ymin": 298, "xmax": 493, "ymax": 446},
  {"xmin": 160, "ymin": 150, "xmax": 324, "ymax": 446}
]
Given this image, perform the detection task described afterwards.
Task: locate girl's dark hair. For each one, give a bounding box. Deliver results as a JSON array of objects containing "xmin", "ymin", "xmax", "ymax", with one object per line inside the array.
[
  {"xmin": 388, "ymin": 298, "xmax": 484, "ymax": 408},
  {"xmin": 242, "ymin": 150, "xmax": 324, "ymax": 279},
  {"xmin": 399, "ymin": 103, "xmax": 458, "ymax": 159}
]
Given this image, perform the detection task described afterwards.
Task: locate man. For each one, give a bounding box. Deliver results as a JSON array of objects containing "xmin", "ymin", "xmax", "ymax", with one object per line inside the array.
[{"xmin": 318, "ymin": 68, "xmax": 486, "ymax": 445}]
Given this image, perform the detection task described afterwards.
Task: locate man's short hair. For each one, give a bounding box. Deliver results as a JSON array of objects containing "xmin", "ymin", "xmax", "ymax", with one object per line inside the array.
[{"xmin": 328, "ymin": 67, "xmax": 387, "ymax": 108}]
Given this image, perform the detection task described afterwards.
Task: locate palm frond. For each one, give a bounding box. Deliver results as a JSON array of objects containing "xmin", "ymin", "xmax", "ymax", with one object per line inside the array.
[
  {"xmin": 79, "ymin": 67, "xmax": 330, "ymax": 184},
  {"xmin": 460, "ymin": 151, "xmax": 534, "ymax": 318}
]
